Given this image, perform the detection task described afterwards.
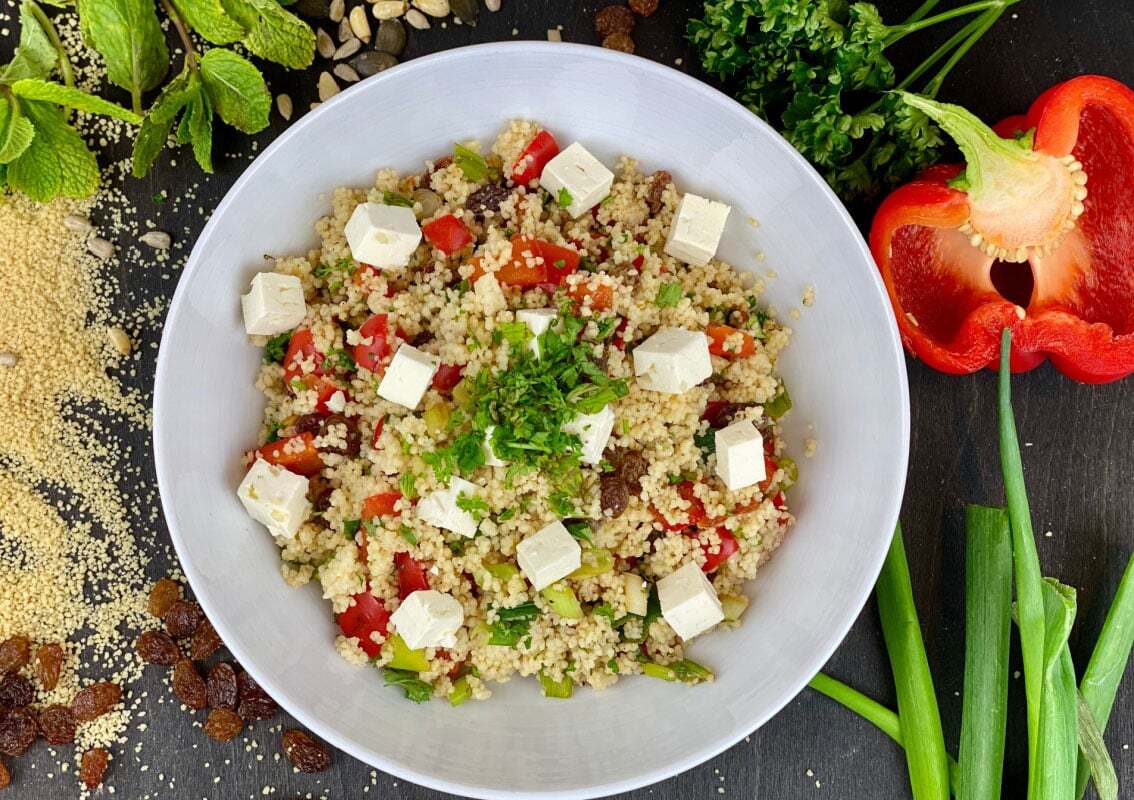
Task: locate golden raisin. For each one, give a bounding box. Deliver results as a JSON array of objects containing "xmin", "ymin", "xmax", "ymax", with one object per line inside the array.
[
  {"xmin": 171, "ymin": 659, "xmax": 207, "ymax": 710},
  {"xmin": 281, "ymin": 729, "xmax": 331, "ymax": 773},
  {"xmin": 628, "ymin": 0, "xmax": 658, "ymax": 15},
  {"xmin": 0, "ymin": 756, "xmax": 9, "ymax": 789},
  {"xmin": 594, "ymin": 4, "xmax": 634, "ymax": 37},
  {"xmin": 79, "ymin": 747, "xmax": 109, "ymax": 789},
  {"xmin": 38, "ymin": 705, "xmax": 76, "ymax": 745},
  {"xmin": 0, "ymin": 637, "xmax": 30, "ymax": 674},
  {"xmin": 164, "ymin": 600, "xmax": 204, "ymax": 639},
  {"xmin": 34, "ymin": 643, "xmax": 63, "ymax": 691},
  {"xmin": 148, "ymin": 578, "xmax": 182, "ymax": 618},
  {"xmin": 71, "ymin": 682, "xmax": 122, "ymax": 722},
  {"xmin": 602, "ymin": 32, "xmax": 635, "ymax": 53},
  {"xmin": 136, "ymin": 630, "xmax": 180, "ymax": 666},
  {"xmin": 203, "ymin": 708, "xmax": 243, "ymax": 742},
  {"xmin": 189, "ymin": 620, "xmax": 222, "ymax": 661}
]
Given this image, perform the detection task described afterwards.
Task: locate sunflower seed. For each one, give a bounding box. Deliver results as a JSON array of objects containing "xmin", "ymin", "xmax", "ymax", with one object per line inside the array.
[
  {"xmin": 329, "ymin": 0, "xmax": 345, "ymax": 21},
  {"xmin": 87, "ymin": 236, "xmax": 114, "ymax": 260},
  {"xmin": 63, "ymin": 214, "xmax": 93, "ymax": 234},
  {"xmin": 108, "ymin": 327, "xmax": 132, "ymax": 356},
  {"xmin": 139, "ymin": 230, "xmax": 172, "ymax": 250},
  {"xmin": 405, "ymin": 7, "xmax": 429, "ymax": 28},
  {"xmin": 485, "ymin": 0, "xmax": 501, "ymax": 10},
  {"xmin": 338, "ymin": 16, "xmax": 353, "ymax": 40},
  {"xmin": 333, "ymin": 63, "xmax": 361, "ymax": 82},
  {"xmin": 374, "ymin": 18, "xmax": 406, "ymax": 54},
  {"xmin": 350, "ymin": 50, "xmax": 398, "ymax": 76},
  {"xmin": 450, "ymin": 0, "xmax": 477, "ymax": 25},
  {"xmin": 349, "ymin": 5, "xmax": 372, "ymax": 40},
  {"xmin": 318, "ymin": 71, "xmax": 341, "ymax": 101},
  {"xmin": 316, "ymin": 27, "xmax": 335, "ymax": 58},
  {"xmin": 276, "ymin": 93, "xmax": 294, "ymax": 121},
  {"xmin": 372, "ymin": 0, "xmax": 406, "ymax": 19},
  {"xmin": 333, "ymin": 37, "xmax": 362, "ymax": 59},
  {"xmin": 412, "ymin": 0, "xmax": 448, "ymax": 16},
  {"xmin": 546, "ymin": 28, "xmax": 561, "ymax": 42},
  {"xmin": 0, "ymin": 352, "xmax": 18, "ymax": 368},
  {"xmin": 310, "ymin": 102, "xmax": 322, "ymax": 111}
]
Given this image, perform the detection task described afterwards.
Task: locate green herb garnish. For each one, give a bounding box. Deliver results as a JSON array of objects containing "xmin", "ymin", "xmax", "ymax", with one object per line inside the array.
[
  {"xmin": 557, "ymin": 187, "xmax": 573, "ymax": 208},
  {"xmin": 655, "ymin": 281, "xmax": 683, "ymax": 308},
  {"xmin": 496, "ymin": 321, "xmax": 533, "ymax": 347},
  {"xmin": 263, "ymin": 331, "xmax": 291, "ymax": 364},
  {"xmin": 565, "ymin": 520, "xmax": 594, "ymax": 545},
  {"xmin": 398, "ymin": 524, "xmax": 417, "ymax": 545},
  {"xmin": 488, "ymin": 601, "xmax": 542, "ymax": 648},
  {"xmin": 343, "ymin": 519, "xmax": 361, "ymax": 539},
  {"xmin": 382, "ymin": 190, "xmax": 414, "ymax": 207},
  {"xmin": 383, "ymin": 668, "xmax": 433, "ymax": 703},
  {"xmin": 453, "ymin": 142, "xmax": 488, "ymax": 181},
  {"xmin": 264, "ymin": 419, "xmax": 282, "ymax": 443},
  {"xmin": 455, "ymin": 491, "xmax": 489, "ymax": 520},
  {"xmin": 399, "ymin": 473, "xmax": 417, "ymax": 500}
]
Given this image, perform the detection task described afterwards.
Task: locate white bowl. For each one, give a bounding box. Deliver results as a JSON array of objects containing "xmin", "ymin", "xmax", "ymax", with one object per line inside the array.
[{"xmin": 154, "ymin": 42, "xmax": 909, "ymax": 800}]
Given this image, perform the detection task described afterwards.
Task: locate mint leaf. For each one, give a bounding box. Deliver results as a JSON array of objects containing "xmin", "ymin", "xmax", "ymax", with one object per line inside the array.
[
  {"xmin": 184, "ymin": 86, "xmax": 214, "ymax": 173},
  {"xmin": 171, "ymin": 0, "xmax": 245, "ymax": 45},
  {"xmin": 0, "ymin": 96, "xmax": 36, "ymax": 165},
  {"xmin": 0, "ymin": 1, "xmax": 58, "ymax": 83},
  {"xmin": 131, "ymin": 68, "xmax": 196, "ymax": 178},
  {"xmin": 198, "ymin": 48, "xmax": 270, "ymax": 134},
  {"xmin": 10, "ymin": 79, "xmax": 142, "ymax": 124},
  {"xmin": 7, "ymin": 100, "xmax": 98, "ymax": 200},
  {"xmin": 221, "ymin": 0, "xmax": 316, "ymax": 69},
  {"xmin": 77, "ymin": 0, "xmax": 169, "ymax": 106}
]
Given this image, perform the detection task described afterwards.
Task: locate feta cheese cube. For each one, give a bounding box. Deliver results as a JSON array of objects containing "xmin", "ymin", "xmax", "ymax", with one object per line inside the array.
[
  {"xmin": 539, "ymin": 142, "xmax": 614, "ymax": 218},
  {"xmin": 416, "ymin": 476, "xmax": 481, "ymax": 538},
  {"xmin": 377, "ymin": 344, "xmax": 438, "ymax": 409},
  {"xmin": 344, "ymin": 202, "xmax": 422, "ymax": 268},
  {"xmin": 389, "ymin": 590, "xmax": 464, "ymax": 650},
  {"xmin": 240, "ymin": 272, "xmax": 306, "ymax": 336},
  {"xmin": 516, "ymin": 520, "xmax": 582, "ymax": 591},
  {"xmin": 561, "ymin": 405, "xmax": 615, "ymax": 465},
  {"xmin": 516, "ymin": 308, "xmax": 557, "ymax": 357},
  {"xmin": 715, "ymin": 420, "xmax": 766, "ymax": 491},
  {"xmin": 664, "ymin": 193, "xmax": 731, "ymax": 266},
  {"xmin": 483, "ymin": 425, "xmax": 507, "ymax": 467},
  {"xmin": 658, "ymin": 561, "xmax": 724, "ymax": 640},
  {"xmin": 632, "ymin": 328, "xmax": 712, "ymax": 394},
  {"xmin": 237, "ymin": 458, "xmax": 311, "ymax": 539},
  {"xmin": 622, "ymin": 573, "xmax": 649, "ymax": 617}
]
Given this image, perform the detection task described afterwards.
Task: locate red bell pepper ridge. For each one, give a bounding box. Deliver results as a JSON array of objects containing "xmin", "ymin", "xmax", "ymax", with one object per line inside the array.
[
  {"xmin": 352, "ymin": 314, "xmax": 393, "ymax": 374},
  {"xmin": 254, "ymin": 432, "xmax": 323, "ymax": 476},
  {"xmin": 700, "ymin": 529, "xmax": 739, "ymax": 573},
  {"xmin": 336, "ymin": 591, "xmax": 389, "ymax": 658},
  {"xmin": 431, "ymin": 363, "xmax": 464, "ymax": 393},
  {"xmin": 362, "ymin": 491, "xmax": 403, "ymax": 519},
  {"xmin": 394, "ymin": 552, "xmax": 430, "ymax": 600},
  {"xmin": 422, "ymin": 214, "xmax": 473, "ymax": 256},
  {"xmin": 511, "ymin": 130, "xmax": 559, "ymax": 185},
  {"xmin": 370, "ymin": 415, "xmax": 386, "ymax": 449},
  {"xmin": 870, "ymin": 78, "xmax": 1134, "ymax": 383}
]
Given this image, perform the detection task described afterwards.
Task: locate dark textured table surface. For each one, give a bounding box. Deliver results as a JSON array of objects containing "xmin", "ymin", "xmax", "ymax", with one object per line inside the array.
[{"xmin": 6, "ymin": 1, "xmax": 1134, "ymax": 798}]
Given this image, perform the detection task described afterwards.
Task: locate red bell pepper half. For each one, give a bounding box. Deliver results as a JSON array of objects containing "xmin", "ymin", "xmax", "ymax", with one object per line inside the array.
[{"xmin": 870, "ymin": 77, "xmax": 1134, "ymax": 383}]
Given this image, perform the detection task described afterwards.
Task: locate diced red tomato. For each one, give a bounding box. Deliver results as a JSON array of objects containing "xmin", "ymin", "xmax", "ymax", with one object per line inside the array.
[
  {"xmin": 567, "ymin": 279, "xmax": 613, "ymax": 310},
  {"xmin": 362, "ymin": 491, "xmax": 403, "ymax": 519},
  {"xmin": 759, "ymin": 456, "xmax": 778, "ymax": 493},
  {"xmin": 511, "ymin": 130, "xmax": 559, "ymax": 185},
  {"xmin": 650, "ymin": 481, "xmax": 709, "ymax": 531},
  {"xmin": 255, "ymin": 432, "xmax": 323, "ymax": 476},
  {"xmin": 631, "ymin": 254, "xmax": 644, "ymax": 270},
  {"xmin": 337, "ymin": 591, "xmax": 389, "ymax": 658},
  {"xmin": 370, "ymin": 415, "xmax": 386, "ymax": 449},
  {"xmin": 707, "ymin": 324, "xmax": 756, "ymax": 359},
  {"xmin": 540, "ymin": 241, "xmax": 581, "ymax": 283},
  {"xmin": 394, "ymin": 552, "xmax": 430, "ymax": 600},
  {"xmin": 700, "ymin": 529, "xmax": 739, "ymax": 573},
  {"xmin": 422, "ymin": 214, "xmax": 473, "ymax": 255},
  {"xmin": 772, "ymin": 492, "xmax": 787, "ymax": 510},
  {"xmin": 313, "ymin": 377, "xmax": 344, "ymax": 415},
  {"xmin": 469, "ymin": 236, "xmax": 580, "ymax": 287},
  {"xmin": 431, "ymin": 363, "xmax": 464, "ymax": 393},
  {"xmin": 612, "ymin": 317, "xmax": 629, "ymax": 350},
  {"xmin": 701, "ymin": 400, "xmax": 732, "ymax": 428},
  {"xmin": 352, "ymin": 314, "xmax": 393, "ymax": 373},
  {"xmin": 283, "ymin": 328, "xmax": 324, "ymax": 385}
]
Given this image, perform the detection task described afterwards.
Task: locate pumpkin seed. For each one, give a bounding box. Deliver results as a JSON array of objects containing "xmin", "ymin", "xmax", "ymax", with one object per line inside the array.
[
  {"xmin": 333, "ymin": 63, "xmax": 361, "ymax": 82},
  {"xmin": 350, "ymin": 50, "xmax": 398, "ymax": 77},
  {"xmin": 372, "ymin": 0, "xmax": 406, "ymax": 19},
  {"xmin": 412, "ymin": 0, "xmax": 449, "ymax": 16},
  {"xmin": 317, "ymin": 71, "xmax": 340, "ymax": 101},
  {"xmin": 276, "ymin": 93, "xmax": 294, "ymax": 120},
  {"xmin": 412, "ymin": 188, "xmax": 442, "ymax": 219},
  {"xmin": 449, "ymin": 0, "xmax": 478, "ymax": 25},
  {"xmin": 375, "ymin": 18, "xmax": 406, "ymax": 54},
  {"xmin": 329, "ymin": 0, "xmax": 345, "ymax": 21},
  {"xmin": 405, "ymin": 7, "xmax": 429, "ymax": 28},
  {"xmin": 333, "ymin": 37, "xmax": 363, "ymax": 59},
  {"xmin": 348, "ymin": 5, "xmax": 372, "ymax": 40},
  {"xmin": 316, "ymin": 27, "xmax": 335, "ymax": 58}
]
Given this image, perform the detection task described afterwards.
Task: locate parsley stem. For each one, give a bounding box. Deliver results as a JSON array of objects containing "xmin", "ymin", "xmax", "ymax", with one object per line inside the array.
[
  {"xmin": 27, "ymin": 0, "xmax": 74, "ymax": 89},
  {"xmin": 923, "ymin": 2, "xmax": 1014, "ymax": 98},
  {"xmin": 884, "ymin": 0, "xmax": 1010, "ymax": 48},
  {"xmin": 160, "ymin": 0, "xmax": 199, "ymax": 72},
  {"xmin": 903, "ymin": 0, "xmax": 943, "ymax": 24}
]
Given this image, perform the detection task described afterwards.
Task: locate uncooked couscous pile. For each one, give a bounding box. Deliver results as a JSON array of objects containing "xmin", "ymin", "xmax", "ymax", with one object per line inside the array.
[{"xmin": 239, "ymin": 121, "xmax": 797, "ymax": 704}]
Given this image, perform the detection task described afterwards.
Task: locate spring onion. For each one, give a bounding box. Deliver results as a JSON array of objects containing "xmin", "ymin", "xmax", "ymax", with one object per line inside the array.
[
  {"xmin": 538, "ymin": 670, "xmax": 573, "ymax": 699},
  {"xmin": 1033, "ymin": 578, "xmax": 1078, "ymax": 800}
]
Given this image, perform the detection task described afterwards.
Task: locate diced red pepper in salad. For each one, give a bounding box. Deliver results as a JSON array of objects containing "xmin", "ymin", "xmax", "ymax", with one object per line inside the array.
[
  {"xmin": 255, "ymin": 432, "xmax": 323, "ymax": 476},
  {"xmin": 650, "ymin": 481, "xmax": 709, "ymax": 531},
  {"xmin": 422, "ymin": 214, "xmax": 473, "ymax": 256},
  {"xmin": 336, "ymin": 590, "xmax": 389, "ymax": 658},
  {"xmin": 283, "ymin": 328, "xmax": 325, "ymax": 385},
  {"xmin": 511, "ymin": 130, "xmax": 560, "ymax": 186},
  {"xmin": 352, "ymin": 314, "xmax": 395, "ymax": 373},
  {"xmin": 567, "ymin": 279, "xmax": 614, "ymax": 311},
  {"xmin": 469, "ymin": 236, "xmax": 580, "ymax": 287},
  {"xmin": 700, "ymin": 529, "xmax": 739, "ymax": 573},
  {"xmin": 431, "ymin": 363, "xmax": 464, "ymax": 393},
  {"xmin": 706, "ymin": 323, "xmax": 757, "ymax": 359},
  {"xmin": 394, "ymin": 552, "xmax": 430, "ymax": 600},
  {"xmin": 370, "ymin": 415, "xmax": 385, "ymax": 449},
  {"xmin": 362, "ymin": 491, "xmax": 403, "ymax": 519}
]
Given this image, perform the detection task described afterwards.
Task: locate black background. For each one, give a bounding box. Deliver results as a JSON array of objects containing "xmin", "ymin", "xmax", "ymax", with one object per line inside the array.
[{"xmin": 4, "ymin": 1, "xmax": 1134, "ymax": 797}]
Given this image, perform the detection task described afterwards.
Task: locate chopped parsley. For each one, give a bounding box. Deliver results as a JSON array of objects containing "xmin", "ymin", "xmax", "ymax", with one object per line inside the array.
[
  {"xmin": 327, "ymin": 348, "xmax": 356, "ymax": 373},
  {"xmin": 595, "ymin": 317, "xmax": 619, "ymax": 341},
  {"xmin": 455, "ymin": 491, "xmax": 489, "ymax": 521},
  {"xmin": 496, "ymin": 507, "xmax": 516, "ymax": 522},
  {"xmin": 446, "ymin": 538, "xmax": 467, "ymax": 556},
  {"xmin": 579, "ymin": 256, "xmax": 598, "ymax": 272},
  {"xmin": 607, "ymin": 657, "xmax": 619, "ymax": 674},
  {"xmin": 264, "ymin": 420, "xmax": 283, "ymax": 443},
  {"xmin": 557, "ymin": 187, "xmax": 573, "ymax": 208},
  {"xmin": 263, "ymin": 332, "xmax": 291, "ymax": 364},
  {"xmin": 383, "ymin": 668, "xmax": 433, "ymax": 703},
  {"xmin": 694, "ymin": 428, "xmax": 716, "ymax": 457},
  {"xmin": 655, "ymin": 281, "xmax": 684, "ymax": 308},
  {"xmin": 592, "ymin": 603, "xmax": 615, "ymax": 619},
  {"xmin": 382, "ymin": 190, "xmax": 414, "ymax": 208},
  {"xmin": 488, "ymin": 601, "xmax": 541, "ymax": 648},
  {"xmin": 343, "ymin": 519, "xmax": 361, "ymax": 539},
  {"xmin": 398, "ymin": 524, "xmax": 418, "ymax": 545},
  {"xmin": 399, "ymin": 473, "xmax": 418, "ymax": 500},
  {"xmin": 313, "ymin": 256, "xmax": 353, "ymax": 283},
  {"xmin": 453, "ymin": 143, "xmax": 490, "ymax": 181},
  {"xmin": 496, "ymin": 321, "xmax": 532, "ymax": 347},
  {"xmin": 565, "ymin": 520, "xmax": 594, "ymax": 545}
]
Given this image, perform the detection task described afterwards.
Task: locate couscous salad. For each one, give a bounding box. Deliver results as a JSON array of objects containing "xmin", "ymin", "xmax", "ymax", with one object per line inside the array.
[{"xmin": 236, "ymin": 121, "xmax": 796, "ymax": 704}]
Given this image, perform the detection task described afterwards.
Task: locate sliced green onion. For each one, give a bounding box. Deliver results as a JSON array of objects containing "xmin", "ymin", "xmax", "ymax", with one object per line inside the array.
[
  {"xmin": 453, "ymin": 143, "xmax": 488, "ymax": 181},
  {"xmin": 484, "ymin": 562, "xmax": 520, "ymax": 582},
  {"xmin": 569, "ymin": 547, "xmax": 614, "ymax": 579},
  {"xmin": 538, "ymin": 670, "xmax": 573, "ymax": 698},
  {"xmin": 1076, "ymin": 691, "xmax": 1118, "ymax": 800},
  {"xmin": 540, "ymin": 583, "xmax": 584, "ymax": 619},
  {"xmin": 448, "ymin": 676, "xmax": 472, "ymax": 707},
  {"xmin": 641, "ymin": 662, "xmax": 676, "ymax": 681},
  {"xmin": 764, "ymin": 385, "xmax": 792, "ymax": 418}
]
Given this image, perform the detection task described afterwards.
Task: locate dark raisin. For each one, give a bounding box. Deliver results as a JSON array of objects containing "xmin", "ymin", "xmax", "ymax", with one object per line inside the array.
[
  {"xmin": 236, "ymin": 671, "xmax": 278, "ymax": 721},
  {"xmin": 0, "ymin": 675, "xmax": 33, "ymax": 710},
  {"xmin": 33, "ymin": 643, "xmax": 63, "ymax": 691},
  {"xmin": 0, "ymin": 709, "xmax": 37, "ymax": 756},
  {"xmin": 147, "ymin": 578, "xmax": 182, "ymax": 618},
  {"xmin": 71, "ymin": 682, "xmax": 122, "ymax": 722},
  {"xmin": 189, "ymin": 620, "xmax": 222, "ymax": 661},
  {"xmin": 602, "ymin": 32, "xmax": 635, "ymax": 53},
  {"xmin": 136, "ymin": 630, "xmax": 180, "ymax": 666},
  {"xmin": 307, "ymin": 474, "xmax": 335, "ymax": 512},
  {"xmin": 607, "ymin": 447, "xmax": 649, "ymax": 494},
  {"xmin": 293, "ymin": 413, "xmax": 323, "ymax": 436},
  {"xmin": 203, "ymin": 708, "xmax": 243, "ymax": 742},
  {"xmin": 0, "ymin": 637, "xmax": 30, "ymax": 674},
  {"xmin": 281, "ymin": 729, "xmax": 331, "ymax": 773},
  {"xmin": 171, "ymin": 659, "xmax": 207, "ymax": 710},
  {"xmin": 206, "ymin": 663, "xmax": 239, "ymax": 711},
  {"xmin": 38, "ymin": 705, "xmax": 76, "ymax": 745},
  {"xmin": 80, "ymin": 747, "xmax": 109, "ymax": 789},
  {"xmin": 595, "ymin": 5, "xmax": 635, "ymax": 37},
  {"xmin": 705, "ymin": 402, "xmax": 753, "ymax": 430},
  {"xmin": 646, "ymin": 169, "xmax": 672, "ymax": 215},
  {"xmin": 466, "ymin": 183, "xmax": 511, "ymax": 219},
  {"xmin": 726, "ymin": 307, "xmax": 749, "ymax": 328},
  {"xmin": 408, "ymin": 330, "xmax": 434, "ymax": 348},
  {"xmin": 599, "ymin": 473, "xmax": 630, "ymax": 518},
  {"xmin": 318, "ymin": 414, "xmax": 361, "ymax": 457},
  {"xmin": 0, "ymin": 756, "xmax": 9, "ymax": 789},
  {"xmin": 628, "ymin": 0, "xmax": 658, "ymax": 15},
  {"xmin": 164, "ymin": 600, "xmax": 205, "ymax": 639}
]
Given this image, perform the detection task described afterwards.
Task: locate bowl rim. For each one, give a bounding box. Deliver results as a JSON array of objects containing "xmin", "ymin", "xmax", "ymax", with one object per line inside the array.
[{"xmin": 154, "ymin": 40, "xmax": 910, "ymax": 800}]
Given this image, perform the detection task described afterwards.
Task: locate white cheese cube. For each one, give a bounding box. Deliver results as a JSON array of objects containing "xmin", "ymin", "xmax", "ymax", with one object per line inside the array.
[
  {"xmin": 237, "ymin": 458, "xmax": 311, "ymax": 540},
  {"xmin": 658, "ymin": 561, "xmax": 724, "ymax": 640},
  {"xmin": 632, "ymin": 328, "xmax": 712, "ymax": 394},
  {"xmin": 664, "ymin": 193, "xmax": 731, "ymax": 266},
  {"xmin": 344, "ymin": 202, "xmax": 422, "ymax": 268},
  {"xmin": 483, "ymin": 425, "xmax": 507, "ymax": 467},
  {"xmin": 377, "ymin": 344, "xmax": 438, "ymax": 409},
  {"xmin": 389, "ymin": 590, "xmax": 464, "ymax": 650},
  {"xmin": 416, "ymin": 476, "xmax": 481, "ymax": 538},
  {"xmin": 715, "ymin": 420, "xmax": 766, "ymax": 491},
  {"xmin": 241, "ymin": 272, "xmax": 306, "ymax": 336},
  {"xmin": 516, "ymin": 520, "xmax": 582, "ymax": 591},
  {"xmin": 561, "ymin": 405, "xmax": 615, "ymax": 465},
  {"xmin": 622, "ymin": 573, "xmax": 649, "ymax": 617},
  {"xmin": 516, "ymin": 308, "xmax": 557, "ymax": 357},
  {"xmin": 539, "ymin": 142, "xmax": 614, "ymax": 218}
]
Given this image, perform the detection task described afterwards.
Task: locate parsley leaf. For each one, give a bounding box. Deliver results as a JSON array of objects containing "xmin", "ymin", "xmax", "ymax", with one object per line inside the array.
[
  {"xmin": 557, "ymin": 187, "xmax": 573, "ymax": 208},
  {"xmin": 343, "ymin": 519, "xmax": 361, "ymax": 539},
  {"xmin": 382, "ymin": 190, "xmax": 414, "ymax": 207},
  {"xmin": 398, "ymin": 473, "xmax": 417, "ymax": 500},
  {"xmin": 398, "ymin": 524, "xmax": 417, "ymax": 545},
  {"xmin": 655, "ymin": 281, "xmax": 683, "ymax": 308},
  {"xmin": 488, "ymin": 602, "xmax": 541, "ymax": 647},
  {"xmin": 455, "ymin": 491, "xmax": 489, "ymax": 520},
  {"xmin": 383, "ymin": 668, "xmax": 433, "ymax": 703},
  {"xmin": 565, "ymin": 520, "xmax": 594, "ymax": 545}
]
